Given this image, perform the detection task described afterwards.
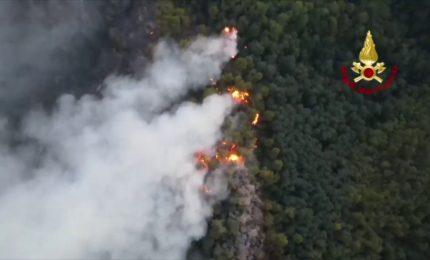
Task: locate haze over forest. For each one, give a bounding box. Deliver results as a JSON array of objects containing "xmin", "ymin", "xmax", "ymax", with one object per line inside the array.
[{"xmin": 0, "ymin": 1, "xmax": 429, "ymax": 260}]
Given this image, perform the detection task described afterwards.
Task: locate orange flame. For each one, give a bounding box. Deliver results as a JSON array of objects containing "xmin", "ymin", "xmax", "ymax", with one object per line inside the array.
[
  {"xmin": 195, "ymin": 142, "xmax": 245, "ymax": 180},
  {"xmin": 223, "ymin": 26, "xmax": 238, "ymax": 35},
  {"xmin": 226, "ymin": 152, "xmax": 245, "ymax": 166},
  {"xmin": 194, "ymin": 24, "xmax": 260, "ymax": 183},
  {"xmin": 195, "ymin": 152, "xmax": 210, "ymax": 169},
  {"xmin": 223, "ymin": 143, "xmax": 245, "ymax": 166},
  {"xmin": 227, "ymin": 153, "xmax": 240, "ymax": 162},
  {"xmin": 223, "ymin": 26, "xmax": 238, "ymax": 58},
  {"xmin": 251, "ymin": 113, "xmax": 260, "ymax": 125},
  {"xmin": 228, "ymin": 87, "xmax": 250, "ymax": 105}
]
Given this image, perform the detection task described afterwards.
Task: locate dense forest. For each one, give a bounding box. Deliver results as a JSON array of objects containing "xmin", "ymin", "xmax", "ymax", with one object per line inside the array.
[
  {"xmin": 155, "ymin": 0, "xmax": 430, "ymax": 259},
  {"xmin": 0, "ymin": 0, "xmax": 430, "ymax": 260}
]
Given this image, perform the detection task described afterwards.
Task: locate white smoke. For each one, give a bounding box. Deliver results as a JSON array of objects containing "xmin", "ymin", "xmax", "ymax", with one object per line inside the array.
[
  {"xmin": 0, "ymin": 0, "xmax": 102, "ymax": 114},
  {"xmin": 0, "ymin": 33, "xmax": 237, "ymax": 259}
]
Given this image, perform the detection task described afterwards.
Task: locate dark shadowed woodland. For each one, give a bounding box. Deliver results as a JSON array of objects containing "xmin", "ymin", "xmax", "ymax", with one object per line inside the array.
[
  {"xmin": 2, "ymin": 1, "xmax": 429, "ymax": 259},
  {"xmin": 163, "ymin": 1, "xmax": 430, "ymax": 259}
]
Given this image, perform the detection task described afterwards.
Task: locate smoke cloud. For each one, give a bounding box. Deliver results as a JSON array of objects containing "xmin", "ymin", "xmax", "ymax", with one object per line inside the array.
[
  {"xmin": 0, "ymin": 32, "xmax": 237, "ymax": 259},
  {"xmin": 0, "ymin": 0, "xmax": 102, "ymax": 116}
]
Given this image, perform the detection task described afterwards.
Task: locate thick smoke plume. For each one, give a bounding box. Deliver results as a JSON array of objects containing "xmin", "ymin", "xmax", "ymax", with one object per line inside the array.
[
  {"xmin": 0, "ymin": 0, "xmax": 103, "ymax": 115},
  {"xmin": 0, "ymin": 32, "xmax": 237, "ymax": 259}
]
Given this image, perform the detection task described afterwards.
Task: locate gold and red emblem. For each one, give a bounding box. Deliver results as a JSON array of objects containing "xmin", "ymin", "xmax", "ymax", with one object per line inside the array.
[
  {"xmin": 341, "ymin": 30, "xmax": 398, "ymax": 95},
  {"xmin": 351, "ymin": 31, "xmax": 386, "ymax": 83}
]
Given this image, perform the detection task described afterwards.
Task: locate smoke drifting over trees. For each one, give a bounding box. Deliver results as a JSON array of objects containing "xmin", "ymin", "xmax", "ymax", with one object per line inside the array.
[
  {"xmin": 0, "ymin": 1, "xmax": 105, "ymax": 115},
  {"xmin": 0, "ymin": 1, "xmax": 238, "ymax": 259},
  {"xmin": 3, "ymin": 1, "xmax": 430, "ymax": 259}
]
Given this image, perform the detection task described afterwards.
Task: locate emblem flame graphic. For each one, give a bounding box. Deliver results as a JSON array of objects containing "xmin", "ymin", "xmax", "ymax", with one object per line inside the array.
[
  {"xmin": 359, "ymin": 31, "xmax": 379, "ymax": 65},
  {"xmin": 351, "ymin": 31, "xmax": 386, "ymax": 83}
]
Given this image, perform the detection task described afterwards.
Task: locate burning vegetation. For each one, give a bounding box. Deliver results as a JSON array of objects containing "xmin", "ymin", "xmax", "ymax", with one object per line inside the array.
[
  {"xmin": 195, "ymin": 142, "xmax": 245, "ymax": 174},
  {"xmin": 197, "ymin": 27, "xmax": 260, "ymax": 193},
  {"xmin": 251, "ymin": 113, "xmax": 260, "ymax": 125},
  {"xmin": 224, "ymin": 145, "xmax": 245, "ymax": 166},
  {"xmin": 223, "ymin": 26, "xmax": 238, "ymax": 39},
  {"xmin": 223, "ymin": 26, "xmax": 238, "ymax": 58},
  {"xmin": 227, "ymin": 87, "xmax": 250, "ymax": 105}
]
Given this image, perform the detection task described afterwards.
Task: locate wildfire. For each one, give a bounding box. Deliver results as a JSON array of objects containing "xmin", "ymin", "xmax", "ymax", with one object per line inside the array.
[
  {"xmin": 226, "ymin": 153, "xmax": 244, "ymax": 164},
  {"xmin": 196, "ymin": 152, "xmax": 210, "ymax": 169},
  {"xmin": 195, "ymin": 142, "xmax": 245, "ymax": 171},
  {"xmin": 223, "ymin": 143, "xmax": 245, "ymax": 166},
  {"xmin": 227, "ymin": 87, "xmax": 250, "ymax": 104},
  {"xmin": 223, "ymin": 26, "xmax": 238, "ymax": 36},
  {"xmin": 222, "ymin": 26, "xmax": 238, "ymax": 58},
  {"xmin": 251, "ymin": 113, "xmax": 260, "ymax": 125},
  {"xmin": 196, "ymin": 25, "xmax": 260, "ymax": 193}
]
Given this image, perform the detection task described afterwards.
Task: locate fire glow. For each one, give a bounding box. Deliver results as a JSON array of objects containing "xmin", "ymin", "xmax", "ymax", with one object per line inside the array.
[
  {"xmin": 225, "ymin": 152, "xmax": 244, "ymax": 166},
  {"xmin": 196, "ymin": 26, "xmax": 259, "ymax": 193},
  {"xmin": 224, "ymin": 143, "xmax": 244, "ymax": 166},
  {"xmin": 223, "ymin": 26, "xmax": 238, "ymax": 36},
  {"xmin": 194, "ymin": 142, "xmax": 245, "ymax": 171},
  {"xmin": 223, "ymin": 26, "xmax": 238, "ymax": 58},
  {"xmin": 228, "ymin": 87, "xmax": 250, "ymax": 105},
  {"xmin": 196, "ymin": 152, "xmax": 210, "ymax": 169},
  {"xmin": 251, "ymin": 113, "xmax": 260, "ymax": 125}
]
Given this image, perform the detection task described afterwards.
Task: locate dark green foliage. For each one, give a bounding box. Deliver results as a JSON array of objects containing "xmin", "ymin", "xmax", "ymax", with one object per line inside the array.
[
  {"xmin": 160, "ymin": 0, "xmax": 430, "ymax": 259},
  {"xmin": 156, "ymin": 1, "xmax": 190, "ymax": 38}
]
